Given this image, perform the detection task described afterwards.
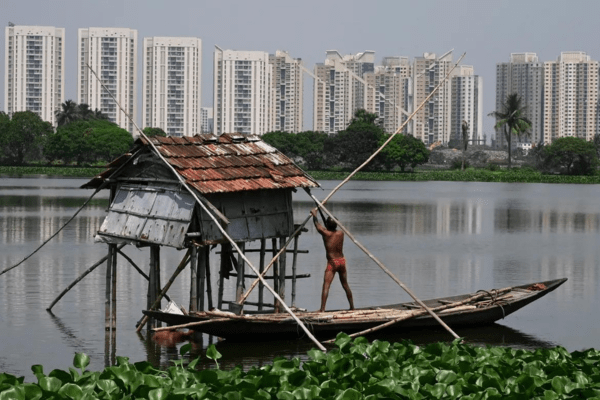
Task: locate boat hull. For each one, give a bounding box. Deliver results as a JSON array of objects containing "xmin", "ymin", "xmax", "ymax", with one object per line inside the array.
[{"xmin": 143, "ymin": 278, "xmax": 566, "ymax": 341}]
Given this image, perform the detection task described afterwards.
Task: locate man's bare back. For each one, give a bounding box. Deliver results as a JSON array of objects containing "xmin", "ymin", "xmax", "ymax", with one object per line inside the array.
[{"xmin": 311, "ymin": 209, "xmax": 354, "ymax": 312}]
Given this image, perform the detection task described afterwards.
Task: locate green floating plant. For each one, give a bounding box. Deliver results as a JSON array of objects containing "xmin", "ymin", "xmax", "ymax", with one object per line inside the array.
[{"xmin": 3, "ymin": 334, "xmax": 600, "ymax": 399}]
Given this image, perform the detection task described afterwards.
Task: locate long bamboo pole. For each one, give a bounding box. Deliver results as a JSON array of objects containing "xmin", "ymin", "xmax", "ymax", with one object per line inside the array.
[
  {"xmin": 46, "ymin": 243, "xmax": 127, "ymax": 311},
  {"xmin": 238, "ymin": 52, "xmax": 467, "ymax": 307},
  {"xmin": 307, "ymin": 192, "xmax": 460, "ymax": 339},
  {"xmin": 116, "ymin": 249, "xmax": 172, "ymax": 303},
  {"xmin": 322, "ymin": 287, "xmax": 514, "ymax": 343}
]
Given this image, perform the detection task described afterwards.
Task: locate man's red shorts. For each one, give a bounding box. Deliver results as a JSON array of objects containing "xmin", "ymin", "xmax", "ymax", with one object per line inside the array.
[{"xmin": 326, "ymin": 257, "xmax": 346, "ymax": 274}]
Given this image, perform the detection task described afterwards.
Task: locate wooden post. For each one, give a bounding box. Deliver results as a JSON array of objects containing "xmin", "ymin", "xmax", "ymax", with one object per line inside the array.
[
  {"xmin": 278, "ymin": 237, "xmax": 287, "ymax": 306},
  {"xmin": 105, "ymin": 245, "xmax": 113, "ymax": 331},
  {"xmin": 258, "ymin": 239, "xmax": 266, "ymax": 311},
  {"xmin": 198, "ymin": 246, "xmax": 207, "ymax": 311},
  {"xmin": 291, "ymin": 234, "xmax": 299, "ymax": 307},
  {"xmin": 110, "ymin": 244, "xmax": 117, "ymax": 330},
  {"xmin": 189, "ymin": 246, "xmax": 198, "ymax": 312},
  {"xmin": 272, "ymin": 238, "xmax": 279, "ymax": 312},
  {"xmin": 218, "ymin": 244, "xmax": 225, "ymax": 310},
  {"xmin": 235, "ymin": 242, "xmax": 245, "ymax": 303},
  {"xmin": 205, "ymin": 248, "xmax": 213, "ymax": 310}
]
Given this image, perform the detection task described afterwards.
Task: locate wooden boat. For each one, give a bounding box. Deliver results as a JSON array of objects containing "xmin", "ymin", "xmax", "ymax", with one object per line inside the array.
[{"xmin": 143, "ymin": 278, "xmax": 566, "ymax": 341}]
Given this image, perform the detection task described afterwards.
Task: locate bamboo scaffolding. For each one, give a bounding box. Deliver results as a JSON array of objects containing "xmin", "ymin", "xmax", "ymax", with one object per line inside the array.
[
  {"xmin": 136, "ymin": 249, "xmax": 192, "ymax": 332},
  {"xmin": 238, "ymin": 52, "xmax": 467, "ymax": 313}
]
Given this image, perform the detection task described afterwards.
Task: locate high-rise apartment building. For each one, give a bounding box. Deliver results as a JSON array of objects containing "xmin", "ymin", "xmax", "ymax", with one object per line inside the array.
[
  {"xmin": 313, "ymin": 50, "xmax": 375, "ymax": 134},
  {"xmin": 4, "ymin": 25, "xmax": 64, "ymax": 126},
  {"xmin": 143, "ymin": 37, "xmax": 201, "ymax": 137},
  {"xmin": 409, "ymin": 52, "xmax": 453, "ymax": 145},
  {"xmin": 364, "ymin": 56, "xmax": 411, "ymax": 134},
  {"xmin": 213, "ymin": 47, "xmax": 274, "ymax": 135},
  {"xmin": 269, "ymin": 50, "xmax": 303, "ymax": 133},
  {"xmin": 543, "ymin": 52, "xmax": 598, "ymax": 143},
  {"xmin": 78, "ymin": 27, "xmax": 137, "ymax": 133},
  {"xmin": 495, "ymin": 53, "xmax": 544, "ymax": 148},
  {"xmin": 201, "ymin": 107, "xmax": 213, "ymax": 133},
  {"xmin": 450, "ymin": 65, "xmax": 483, "ymax": 144}
]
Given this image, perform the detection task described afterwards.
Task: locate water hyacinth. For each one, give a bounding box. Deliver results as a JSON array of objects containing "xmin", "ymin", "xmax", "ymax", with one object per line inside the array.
[{"xmin": 2, "ymin": 334, "xmax": 600, "ymax": 399}]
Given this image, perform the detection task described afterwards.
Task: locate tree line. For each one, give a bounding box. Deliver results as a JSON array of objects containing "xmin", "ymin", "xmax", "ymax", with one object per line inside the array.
[
  {"xmin": 0, "ymin": 101, "xmax": 165, "ymax": 166},
  {"xmin": 263, "ymin": 109, "xmax": 430, "ymax": 172}
]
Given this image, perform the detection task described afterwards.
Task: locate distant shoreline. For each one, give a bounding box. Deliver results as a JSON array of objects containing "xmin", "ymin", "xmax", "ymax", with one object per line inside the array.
[{"xmin": 2, "ymin": 165, "xmax": 599, "ymax": 184}]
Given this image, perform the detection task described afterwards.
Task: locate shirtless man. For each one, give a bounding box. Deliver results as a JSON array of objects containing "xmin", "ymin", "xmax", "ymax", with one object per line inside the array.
[{"xmin": 311, "ymin": 209, "xmax": 354, "ymax": 312}]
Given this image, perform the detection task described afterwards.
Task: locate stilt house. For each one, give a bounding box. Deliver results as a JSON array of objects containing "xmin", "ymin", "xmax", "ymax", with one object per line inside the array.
[{"xmin": 82, "ymin": 133, "xmax": 319, "ymax": 328}]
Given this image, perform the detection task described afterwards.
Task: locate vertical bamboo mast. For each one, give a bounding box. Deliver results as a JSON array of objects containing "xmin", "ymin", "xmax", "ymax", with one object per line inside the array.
[
  {"xmin": 291, "ymin": 234, "xmax": 299, "ymax": 307},
  {"xmin": 198, "ymin": 246, "xmax": 207, "ymax": 311},
  {"xmin": 104, "ymin": 246, "xmax": 113, "ymax": 331},
  {"xmin": 258, "ymin": 239, "xmax": 266, "ymax": 311},
  {"xmin": 205, "ymin": 249, "xmax": 213, "ymax": 311},
  {"xmin": 272, "ymin": 238, "xmax": 279, "ymax": 312},
  {"xmin": 189, "ymin": 246, "xmax": 198, "ymax": 311},
  {"xmin": 235, "ymin": 243, "xmax": 246, "ymax": 302},
  {"xmin": 278, "ymin": 236, "xmax": 287, "ymax": 305},
  {"xmin": 110, "ymin": 244, "xmax": 117, "ymax": 329}
]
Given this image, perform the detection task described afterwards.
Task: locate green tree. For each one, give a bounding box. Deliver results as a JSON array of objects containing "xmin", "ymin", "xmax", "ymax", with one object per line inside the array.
[
  {"xmin": 78, "ymin": 103, "xmax": 94, "ymax": 121},
  {"xmin": 489, "ymin": 93, "xmax": 531, "ymax": 169},
  {"xmin": 93, "ymin": 108, "xmax": 109, "ymax": 121},
  {"xmin": 142, "ymin": 127, "xmax": 167, "ymax": 137},
  {"xmin": 543, "ymin": 136, "xmax": 598, "ymax": 175},
  {"xmin": 0, "ymin": 112, "xmax": 10, "ymax": 160},
  {"xmin": 0, "ymin": 111, "xmax": 53, "ymax": 165},
  {"xmin": 324, "ymin": 110, "xmax": 385, "ymax": 170},
  {"xmin": 379, "ymin": 133, "xmax": 430, "ymax": 172},
  {"xmin": 45, "ymin": 119, "xmax": 132, "ymax": 165},
  {"xmin": 55, "ymin": 100, "xmax": 81, "ymax": 127},
  {"xmin": 262, "ymin": 130, "xmax": 328, "ymax": 169}
]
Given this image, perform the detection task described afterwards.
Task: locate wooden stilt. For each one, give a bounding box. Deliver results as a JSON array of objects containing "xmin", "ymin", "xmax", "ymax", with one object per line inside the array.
[
  {"xmin": 105, "ymin": 245, "xmax": 113, "ymax": 331},
  {"xmin": 258, "ymin": 239, "xmax": 266, "ymax": 311},
  {"xmin": 278, "ymin": 236, "xmax": 287, "ymax": 306},
  {"xmin": 235, "ymin": 243, "xmax": 245, "ymax": 303},
  {"xmin": 291, "ymin": 234, "xmax": 299, "ymax": 307},
  {"xmin": 189, "ymin": 246, "xmax": 198, "ymax": 312},
  {"xmin": 272, "ymin": 238, "xmax": 279, "ymax": 312},
  {"xmin": 218, "ymin": 244, "xmax": 225, "ymax": 310},
  {"xmin": 110, "ymin": 244, "xmax": 117, "ymax": 330},
  {"xmin": 136, "ymin": 250, "xmax": 191, "ymax": 332},
  {"xmin": 205, "ymin": 249, "xmax": 213, "ymax": 310},
  {"xmin": 198, "ymin": 246, "xmax": 207, "ymax": 311}
]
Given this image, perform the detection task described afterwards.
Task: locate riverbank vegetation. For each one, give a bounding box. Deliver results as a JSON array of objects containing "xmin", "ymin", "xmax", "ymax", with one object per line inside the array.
[{"xmin": 2, "ymin": 334, "xmax": 600, "ymax": 399}]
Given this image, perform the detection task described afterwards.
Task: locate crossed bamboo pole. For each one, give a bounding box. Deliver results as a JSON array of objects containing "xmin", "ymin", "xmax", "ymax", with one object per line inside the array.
[{"xmin": 238, "ymin": 53, "xmax": 466, "ymax": 340}]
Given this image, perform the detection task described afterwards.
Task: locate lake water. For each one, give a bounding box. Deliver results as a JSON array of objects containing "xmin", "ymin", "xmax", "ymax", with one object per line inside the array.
[{"xmin": 1, "ymin": 177, "xmax": 599, "ymax": 378}]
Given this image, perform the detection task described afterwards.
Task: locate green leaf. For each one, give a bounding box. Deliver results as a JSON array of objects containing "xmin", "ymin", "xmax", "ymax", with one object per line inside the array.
[
  {"xmin": 148, "ymin": 387, "xmax": 168, "ymax": 400},
  {"xmin": 22, "ymin": 384, "xmax": 43, "ymax": 400},
  {"xmin": 96, "ymin": 379, "xmax": 119, "ymax": 394},
  {"xmin": 550, "ymin": 376, "xmax": 571, "ymax": 395},
  {"xmin": 38, "ymin": 376, "xmax": 62, "ymax": 392},
  {"xmin": 73, "ymin": 354, "xmax": 90, "ymax": 371},
  {"xmin": 58, "ymin": 383, "xmax": 84, "ymax": 399},
  {"xmin": 179, "ymin": 343, "xmax": 192, "ymax": 357},
  {"xmin": 436, "ymin": 370, "xmax": 458, "ymax": 384},
  {"xmin": 0, "ymin": 387, "xmax": 25, "ymax": 400},
  {"xmin": 334, "ymin": 388, "xmax": 361, "ymax": 400},
  {"xmin": 543, "ymin": 390, "xmax": 559, "ymax": 400},
  {"xmin": 206, "ymin": 344, "xmax": 222, "ymax": 361},
  {"xmin": 30, "ymin": 365, "xmax": 44, "ymax": 377}
]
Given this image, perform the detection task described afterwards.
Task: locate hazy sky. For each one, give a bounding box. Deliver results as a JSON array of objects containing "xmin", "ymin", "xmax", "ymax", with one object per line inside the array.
[{"xmin": 1, "ymin": 0, "xmax": 599, "ymax": 137}]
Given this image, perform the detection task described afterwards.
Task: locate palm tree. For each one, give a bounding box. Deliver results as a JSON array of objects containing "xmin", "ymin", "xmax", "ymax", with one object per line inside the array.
[
  {"xmin": 55, "ymin": 100, "xmax": 80, "ymax": 127},
  {"xmin": 489, "ymin": 93, "xmax": 531, "ymax": 169},
  {"xmin": 461, "ymin": 120, "xmax": 469, "ymax": 171},
  {"xmin": 93, "ymin": 108, "xmax": 109, "ymax": 121},
  {"xmin": 79, "ymin": 103, "xmax": 94, "ymax": 121}
]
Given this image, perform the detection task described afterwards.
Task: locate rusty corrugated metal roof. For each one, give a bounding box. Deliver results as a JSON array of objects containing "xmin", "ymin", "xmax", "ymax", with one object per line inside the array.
[{"xmin": 131, "ymin": 133, "xmax": 319, "ymax": 194}]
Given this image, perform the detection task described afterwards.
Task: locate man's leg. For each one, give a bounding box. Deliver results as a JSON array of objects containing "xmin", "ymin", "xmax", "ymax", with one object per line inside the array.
[
  {"xmin": 338, "ymin": 267, "xmax": 355, "ymax": 310},
  {"xmin": 319, "ymin": 267, "xmax": 335, "ymax": 312}
]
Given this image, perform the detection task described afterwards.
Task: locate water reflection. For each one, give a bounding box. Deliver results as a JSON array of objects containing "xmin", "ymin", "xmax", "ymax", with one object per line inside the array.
[{"xmin": 2, "ymin": 179, "xmax": 600, "ymax": 379}]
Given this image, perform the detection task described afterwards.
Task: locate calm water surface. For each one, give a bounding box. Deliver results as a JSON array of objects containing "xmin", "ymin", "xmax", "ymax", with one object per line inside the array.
[{"xmin": 1, "ymin": 177, "xmax": 599, "ymax": 378}]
